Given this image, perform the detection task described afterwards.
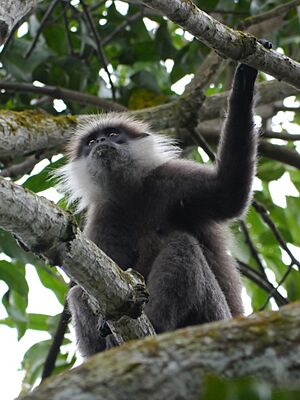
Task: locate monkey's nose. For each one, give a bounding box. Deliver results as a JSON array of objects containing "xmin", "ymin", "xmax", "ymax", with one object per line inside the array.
[{"xmin": 97, "ymin": 137, "xmax": 107, "ymax": 143}]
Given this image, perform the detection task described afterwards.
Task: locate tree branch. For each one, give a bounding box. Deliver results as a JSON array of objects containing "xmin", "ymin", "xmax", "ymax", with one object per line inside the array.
[
  {"xmin": 141, "ymin": 0, "xmax": 300, "ymax": 89},
  {"xmin": 80, "ymin": 0, "xmax": 116, "ymax": 100},
  {"xmin": 19, "ymin": 302, "xmax": 300, "ymax": 399},
  {"xmin": 0, "ymin": 78, "xmax": 298, "ymax": 166},
  {"xmin": 237, "ymin": 261, "xmax": 288, "ymax": 307},
  {"xmin": 238, "ymin": 0, "xmax": 300, "ymax": 31},
  {"xmin": 25, "ymin": 0, "xmax": 60, "ymax": 58},
  {"xmin": 0, "ymin": 81, "xmax": 126, "ymax": 111},
  {"xmin": 253, "ymin": 201, "xmax": 300, "ymax": 271},
  {"xmin": 198, "ymin": 80, "xmax": 300, "ymax": 122},
  {"xmin": 0, "ymin": 0, "xmax": 36, "ymax": 45},
  {"xmin": 0, "ymin": 177, "xmax": 155, "ymax": 343}
]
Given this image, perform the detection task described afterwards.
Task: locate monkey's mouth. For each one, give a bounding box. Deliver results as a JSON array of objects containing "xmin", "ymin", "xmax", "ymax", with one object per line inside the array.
[{"xmin": 91, "ymin": 144, "xmax": 117, "ymax": 159}]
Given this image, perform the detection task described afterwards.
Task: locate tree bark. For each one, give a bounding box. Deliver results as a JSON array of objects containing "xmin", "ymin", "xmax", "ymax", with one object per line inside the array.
[
  {"xmin": 19, "ymin": 301, "xmax": 300, "ymax": 400},
  {"xmin": 0, "ymin": 177, "xmax": 155, "ymax": 343},
  {"xmin": 0, "ymin": 0, "xmax": 36, "ymax": 44},
  {"xmin": 141, "ymin": 0, "xmax": 300, "ymax": 89},
  {"xmin": 0, "ymin": 80, "xmax": 298, "ymax": 166}
]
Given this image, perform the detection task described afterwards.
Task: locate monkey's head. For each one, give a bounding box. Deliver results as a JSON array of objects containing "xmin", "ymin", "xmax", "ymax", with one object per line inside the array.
[{"xmin": 55, "ymin": 113, "xmax": 180, "ymax": 211}]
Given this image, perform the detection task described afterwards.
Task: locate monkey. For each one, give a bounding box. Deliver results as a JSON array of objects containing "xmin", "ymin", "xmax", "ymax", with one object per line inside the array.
[{"xmin": 55, "ymin": 57, "xmax": 265, "ymax": 358}]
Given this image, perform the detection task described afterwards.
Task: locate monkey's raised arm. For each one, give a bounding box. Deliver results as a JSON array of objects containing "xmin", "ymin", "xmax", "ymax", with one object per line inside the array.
[
  {"xmin": 213, "ymin": 63, "xmax": 258, "ymax": 218},
  {"xmin": 159, "ymin": 63, "xmax": 259, "ymax": 222}
]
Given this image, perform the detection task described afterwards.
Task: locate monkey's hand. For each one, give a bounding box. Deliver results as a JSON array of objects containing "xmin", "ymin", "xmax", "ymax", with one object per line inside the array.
[
  {"xmin": 258, "ymin": 39, "xmax": 272, "ymax": 50},
  {"xmin": 121, "ymin": 268, "xmax": 150, "ymax": 319},
  {"xmin": 233, "ymin": 39, "xmax": 272, "ymax": 94}
]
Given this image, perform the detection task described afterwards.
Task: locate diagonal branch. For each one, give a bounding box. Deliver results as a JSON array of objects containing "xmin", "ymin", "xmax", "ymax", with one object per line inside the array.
[
  {"xmin": 80, "ymin": 0, "xmax": 116, "ymax": 100},
  {"xmin": 141, "ymin": 0, "xmax": 300, "ymax": 89},
  {"xmin": 0, "ymin": 177, "xmax": 155, "ymax": 342},
  {"xmin": 237, "ymin": 260, "xmax": 288, "ymax": 307},
  {"xmin": 25, "ymin": 0, "xmax": 60, "ymax": 58},
  {"xmin": 238, "ymin": 0, "xmax": 300, "ymax": 31}
]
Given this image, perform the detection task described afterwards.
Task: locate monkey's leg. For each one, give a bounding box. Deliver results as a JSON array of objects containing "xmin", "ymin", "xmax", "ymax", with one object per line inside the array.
[
  {"xmin": 67, "ymin": 285, "xmax": 109, "ymax": 357},
  {"xmin": 144, "ymin": 232, "xmax": 231, "ymax": 333}
]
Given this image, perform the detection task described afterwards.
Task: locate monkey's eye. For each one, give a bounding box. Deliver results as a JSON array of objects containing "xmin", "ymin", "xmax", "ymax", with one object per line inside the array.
[
  {"xmin": 109, "ymin": 132, "xmax": 118, "ymax": 138},
  {"xmin": 88, "ymin": 139, "xmax": 96, "ymax": 146}
]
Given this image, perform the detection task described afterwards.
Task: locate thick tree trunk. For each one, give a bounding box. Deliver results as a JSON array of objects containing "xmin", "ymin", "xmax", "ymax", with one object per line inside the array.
[{"xmin": 20, "ymin": 302, "xmax": 300, "ymax": 400}]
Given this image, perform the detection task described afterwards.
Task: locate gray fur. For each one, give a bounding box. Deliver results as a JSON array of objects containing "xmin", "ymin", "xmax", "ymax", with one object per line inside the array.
[{"xmin": 64, "ymin": 63, "xmax": 259, "ymax": 357}]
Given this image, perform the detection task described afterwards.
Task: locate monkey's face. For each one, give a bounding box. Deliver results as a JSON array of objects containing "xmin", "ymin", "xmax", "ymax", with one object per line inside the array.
[
  {"xmin": 56, "ymin": 115, "xmax": 180, "ymax": 211},
  {"xmin": 77, "ymin": 126, "xmax": 149, "ymax": 184}
]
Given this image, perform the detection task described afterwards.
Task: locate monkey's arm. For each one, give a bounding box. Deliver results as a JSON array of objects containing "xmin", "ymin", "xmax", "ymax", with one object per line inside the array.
[
  {"xmin": 213, "ymin": 62, "xmax": 258, "ymax": 218},
  {"xmin": 162, "ymin": 63, "xmax": 259, "ymax": 221}
]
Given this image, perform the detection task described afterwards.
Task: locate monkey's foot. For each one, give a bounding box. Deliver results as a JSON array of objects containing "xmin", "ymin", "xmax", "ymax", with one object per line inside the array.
[{"xmin": 119, "ymin": 282, "xmax": 150, "ymax": 319}]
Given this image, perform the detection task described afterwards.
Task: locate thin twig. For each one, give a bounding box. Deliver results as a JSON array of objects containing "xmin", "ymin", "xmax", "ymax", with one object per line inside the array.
[
  {"xmin": 238, "ymin": 0, "xmax": 300, "ymax": 30},
  {"xmin": 253, "ymin": 200, "xmax": 300, "ymax": 271},
  {"xmin": 262, "ymin": 131, "xmax": 300, "ymax": 141},
  {"xmin": 0, "ymin": 152, "xmax": 51, "ymax": 179},
  {"xmin": 274, "ymin": 105, "xmax": 300, "ymax": 113},
  {"xmin": 41, "ymin": 293, "xmax": 72, "ymax": 381},
  {"xmin": 102, "ymin": 10, "xmax": 144, "ymax": 46},
  {"xmin": 240, "ymin": 221, "xmax": 267, "ymax": 278},
  {"xmin": 25, "ymin": 0, "xmax": 61, "ymax": 59},
  {"xmin": 189, "ymin": 128, "xmax": 216, "ymax": 161},
  {"xmin": 0, "ymin": 21, "xmax": 21, "ymax": 60},
  {"xmin": 0, "ymin": 80, "xmax": 126, "ymax": 111},
  {"xmin": 237, "ymin": 260, "xmax": 288, "ymax": 307},
  {"xmin": 259, "ymin": 262, "xmax": 293, "ymax": 311},
  {"xmin": 90, "ymin": 0, "xmax": 107, "ymax": 13},
  {"xmin": 80, "ymin": 0, "xmax": 116, "ymax": 101},
  {"xmin": 61, "ymin": 1, "xmax": 74, "ymax": 57}
]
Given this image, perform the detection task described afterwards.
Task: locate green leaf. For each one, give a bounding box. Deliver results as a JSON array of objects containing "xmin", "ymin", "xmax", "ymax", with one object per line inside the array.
[
  {"xmin": 258, "ymin": 160, "xmax": 285, "ymax": 182},
  {"xmin": 27, "ymin": 313, "xmax": 52, "ymax": 331},
  {"xmin": 22, "ymin": 157, "xmax": 65, "ymax": 193},
  {"xmin": 284, "ymin": 268, "xmax": 300, "ymax": 302},
  {"xmin": 43, "ymin": 25, "xmax": 68, "ymax": 56},
  {"xmin": 0, "ymin": 260, "xmax": 29, "ymax": 297},
  {"xmin": 21, "ymin": 340, "xmax": 52, "ymax": 386},
  {"xmin": 155, "ymin": 22, "xmax": 176, "ymax": 59},
  {"xmin": 2, "ymin": 39, "xmax": 52, "ymax": 81},
  {"xmin": 130, "ymin": 70, "xmax": 159, "ymax": 92},
  {"xmin": 2, "ymin": 290, "xmax": 28, "ymax": 339},
  {"xmin": 285, "ymin": 196, "xmax": 300, "ymax": 246},
  {"xmin": 34, "ymin": 265, "xmax": 67, "ymax": 305},
  {"xmin": 0, "ymin": 229, "xmax": 43, "ymax": 265},
  {"xmin": 21, "ymin": 340, "xmax": 75, "ymax": 388}
]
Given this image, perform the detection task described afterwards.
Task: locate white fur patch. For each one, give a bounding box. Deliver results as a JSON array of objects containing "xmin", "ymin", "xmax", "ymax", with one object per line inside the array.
[
  {"xmin": 53, "ymin": 159, "xmax": 102, "ymax": 212},
  {"xmin": 55, "ymin": 113, "xmax": 181, "ymax": 212}
]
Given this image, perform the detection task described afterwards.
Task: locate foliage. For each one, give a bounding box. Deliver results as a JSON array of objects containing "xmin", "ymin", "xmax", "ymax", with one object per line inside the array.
[
  {"xmin": 203, "ymin": 375, "xmax": 300, "ymax": 400},
  {"xmin": 0, "ymin": 0, "xmax": 299, "ymax": 395}
]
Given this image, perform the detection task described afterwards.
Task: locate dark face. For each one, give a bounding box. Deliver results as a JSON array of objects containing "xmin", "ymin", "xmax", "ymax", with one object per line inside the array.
[
  {"xmin": 78, "ymin": 126, "xmax": 130, "ymax": 159},
  {"xmin": 77, "ymin": 125, "xmax": 149, "ymax": 186}
]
